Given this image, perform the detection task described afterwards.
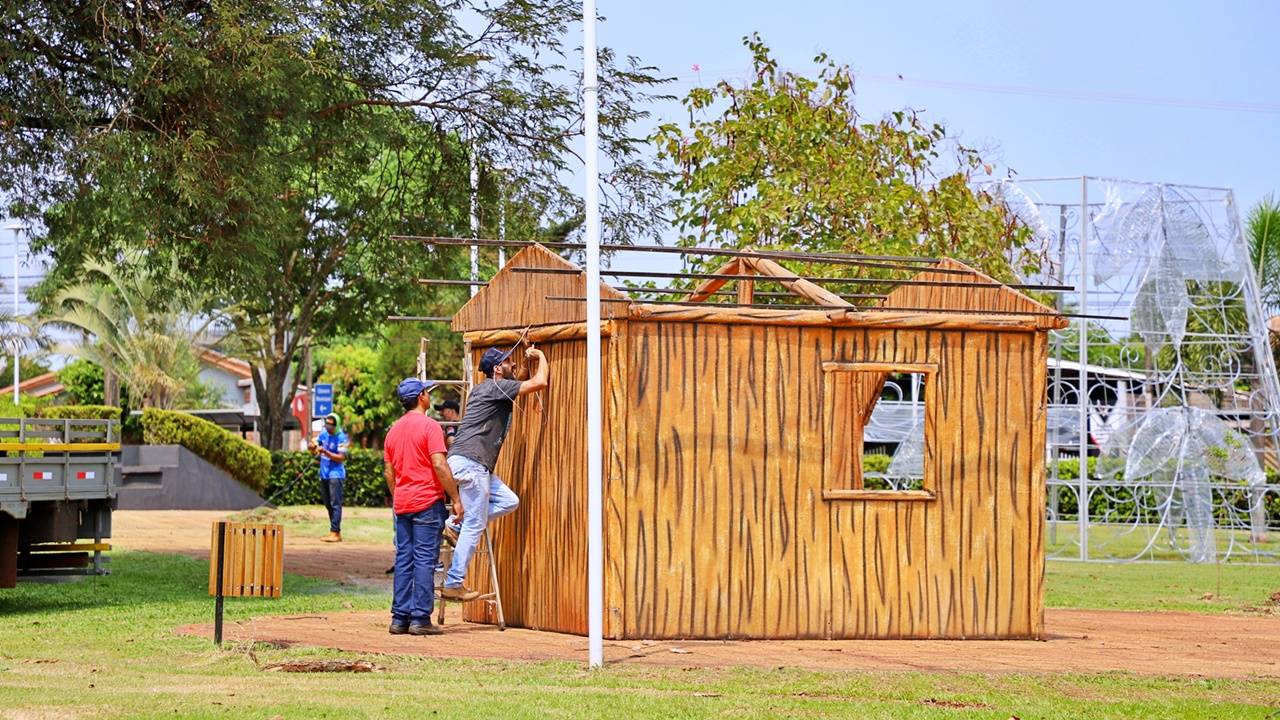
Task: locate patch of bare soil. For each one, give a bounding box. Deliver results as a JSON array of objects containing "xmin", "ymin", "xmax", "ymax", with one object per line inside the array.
[
  {"xmin": 111, "ymin": 510, "xmax": 391, "ymax": 587},
  {"xmin": 176, "ymin": 608, "xmax": 1280, "ymax": 678}
]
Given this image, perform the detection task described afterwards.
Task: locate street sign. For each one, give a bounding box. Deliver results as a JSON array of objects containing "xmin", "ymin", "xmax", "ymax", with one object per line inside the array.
[{"xmin": 312, "ymin": 383, "xmax": 334, "ymax": 418}]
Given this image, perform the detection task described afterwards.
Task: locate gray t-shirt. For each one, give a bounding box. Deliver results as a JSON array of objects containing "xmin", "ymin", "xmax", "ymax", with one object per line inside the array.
[{"xmin": 448, "ymin": 378, "xmax": 523, "ymax": 470}]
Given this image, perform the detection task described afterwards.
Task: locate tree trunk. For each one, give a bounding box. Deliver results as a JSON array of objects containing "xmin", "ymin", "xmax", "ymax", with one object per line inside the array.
[
  {"xmin": 252, "ymin": 356, "xmax": 295, "ymax": 451},
  {"xmin": 103, "ymin": 369, "xmax": 119, "ymax": 407}
]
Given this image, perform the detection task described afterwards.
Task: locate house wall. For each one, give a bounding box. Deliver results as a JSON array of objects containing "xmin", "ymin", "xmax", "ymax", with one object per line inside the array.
[
  {"xmin": 197, "ymin": 366, "xmax": 249, "ymax": 410},
  {"xmin": 613, "ymin": 320, "xmax": 1048, "ymax": 640}
]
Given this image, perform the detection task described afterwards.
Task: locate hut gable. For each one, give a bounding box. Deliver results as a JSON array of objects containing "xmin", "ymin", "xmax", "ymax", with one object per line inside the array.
[
  {"xmin": 882, "ymin": 258, "xmax": 1058, "ymax": 322},
  {"xmin": 450, "ymin": 243, "xmax": 630, "ymax": 333}
]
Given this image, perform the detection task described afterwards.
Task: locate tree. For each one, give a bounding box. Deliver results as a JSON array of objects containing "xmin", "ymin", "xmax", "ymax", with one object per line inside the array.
[
  {"xmin": 1247, "ymin": 194, "xmax": 1280, "ymax": 315},
  {"xmin": 42, "ymin": 258, "xmax": 219, "ymax": 409},
  {"xmin": 1, "ymin": 1, "xmax": 669, "ymax": 448},
  {"xmin": 314, "ymin": 343, "xmax": 402, "ymax": 447},
  {"xmin": 653, "ymin": 35, "xmax": 1027, "ymax": 278}
]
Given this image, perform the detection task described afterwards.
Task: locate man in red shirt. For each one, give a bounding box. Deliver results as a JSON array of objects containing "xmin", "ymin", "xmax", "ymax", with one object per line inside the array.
[{"xmin": 383, "ymin": 378, "xmax": 464, "ymax": 636}]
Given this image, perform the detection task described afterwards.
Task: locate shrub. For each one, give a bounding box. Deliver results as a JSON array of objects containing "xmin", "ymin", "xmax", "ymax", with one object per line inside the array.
[
  {"xmin": 141, "ymin": 408, "xmax": 270, "ymax": 492},
  {"xmin": 37, "ymin": 405, "xmax": 123, "ymax": 421},
  {"xmin": 265, "ymin": 450, "xmax": 389, "ymax": 507}
]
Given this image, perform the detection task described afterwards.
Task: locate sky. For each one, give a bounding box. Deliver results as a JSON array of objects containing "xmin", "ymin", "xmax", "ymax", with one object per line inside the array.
[{"xmin": 599, "ymin": 0, "xmax": 1280, "ymax": 211}]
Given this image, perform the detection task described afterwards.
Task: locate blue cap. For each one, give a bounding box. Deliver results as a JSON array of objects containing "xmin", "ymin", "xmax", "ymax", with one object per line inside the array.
[
  {"xmin": 397, "ymin": 377, "xmax": 435, "ymax": 403},
  {"xmin": 479, "ymin": 346, "xmax": 516, "ymax": 375}
]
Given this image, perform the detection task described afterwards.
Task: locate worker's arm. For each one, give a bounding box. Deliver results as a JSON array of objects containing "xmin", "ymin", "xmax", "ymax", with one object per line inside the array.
[
  {"xmin": 517, "ymin": 347, "xmax": 549, "ymax": 396},
  {"xmin": 321, "ymin": 433, "xmax": 349, "ymax": 463},
  {"xmin": 431, "ymin": 452, "xmax": 464, "ymax": 521},
  {"xmin": 383, "ymin": 462, "xmax": 396, "ymax": 496}
]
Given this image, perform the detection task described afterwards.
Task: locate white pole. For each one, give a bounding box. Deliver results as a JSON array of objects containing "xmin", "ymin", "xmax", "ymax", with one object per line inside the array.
[
  {"xmin": 11, "ymin": 225, "xmax": 19, "ymax": 404},
  {"xmin": 582, "ymin": 0, "xmax": 604, "ymax": 669},
  {"xmin": 498, "ymin": 176, "xmax": 507, "ymax": 268},
  {"xmin": 469, "ymin": 131, "xmax": 480, "ymax": 297}
]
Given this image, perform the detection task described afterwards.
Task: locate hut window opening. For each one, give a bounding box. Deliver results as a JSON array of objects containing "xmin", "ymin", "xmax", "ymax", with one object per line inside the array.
[{"xmin": 821, "ymin": 361, "xmax": 936, "ymax": 501}]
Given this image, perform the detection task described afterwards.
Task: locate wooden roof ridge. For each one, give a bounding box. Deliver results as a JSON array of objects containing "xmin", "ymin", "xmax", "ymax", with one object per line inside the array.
[
  {"xmin": 879, "ymin": 257, "xmax": 1064, "ymax": 325},
  {"xmin": 450, "ymin": 243, "xmax": 631, "ymax": 333},
  {"xmin": 685, "ymin": 251, "xmax": 852, "ymax": 308}
]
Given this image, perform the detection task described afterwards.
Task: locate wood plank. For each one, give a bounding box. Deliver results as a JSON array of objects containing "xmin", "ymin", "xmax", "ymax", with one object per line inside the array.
[
  {"xmin": 741, "ymin": 256, "xmax": 851, "ymax": 308},
  {"xmin": 463, "ymin": 320, "xmax": 614, "ymax": 347},
  {"xmin": 687, "ymin": 258, "xmax": 740, "ymax": 303},
  {"xmin": 629, "ymin": 305, "xmax": 1064, "ymax": 332}
]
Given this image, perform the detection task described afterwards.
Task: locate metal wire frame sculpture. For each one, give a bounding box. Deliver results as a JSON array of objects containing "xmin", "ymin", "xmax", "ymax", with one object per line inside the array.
[{"xmin": 880, "ymin": 177, "xmax": 1280, "ymax": 563}]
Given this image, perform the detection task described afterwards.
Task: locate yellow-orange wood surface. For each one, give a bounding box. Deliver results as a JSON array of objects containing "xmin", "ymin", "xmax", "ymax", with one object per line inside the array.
[
  {"xmin": 208, "ymin": 522, "xmax": 283, "ymax": 598},
  {"xmin": 450, "ymin": 246, "xmax": 1053, "ymax": 640}
]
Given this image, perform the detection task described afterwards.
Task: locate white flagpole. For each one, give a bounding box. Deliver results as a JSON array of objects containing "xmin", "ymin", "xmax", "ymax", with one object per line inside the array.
[{"xmin": 582, "ymin": 0, "xmax": 604, "ymax": 669}]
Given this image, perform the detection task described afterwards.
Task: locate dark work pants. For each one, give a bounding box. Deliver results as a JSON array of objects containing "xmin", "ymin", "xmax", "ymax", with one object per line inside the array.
[{"xmin": 319, "ymin": 476, "xmax": 344, "ymax": 533}]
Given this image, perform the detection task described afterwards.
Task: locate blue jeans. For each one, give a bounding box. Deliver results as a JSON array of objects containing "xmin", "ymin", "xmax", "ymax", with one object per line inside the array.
[
  {"xmin": 445, "ymin": 455, "xmax": 519, "ymax": 588},
  {"xmin": 319, "ymin": 476, "xmax": 343, "ymax": 533},
  {"xmin": 392, "ymin": 500, "xmax": 447, "ymax": 625}
]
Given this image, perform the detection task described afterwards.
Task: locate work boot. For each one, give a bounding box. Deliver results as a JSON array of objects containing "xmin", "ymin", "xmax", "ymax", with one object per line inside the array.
[
  {"xmin": 408, "ymin": 621, "xmax": 443, "ymax": 636},
  {"xmin": 439, "ymin": 585, "xmax": 481, "ymax": 602},
  {"xmin": 323, "ymin": 531, "xmax": 342, "ymax": 543},
  {"xmin": 388, "ymin": 621, "xmax": 409, "ymax": 635}
]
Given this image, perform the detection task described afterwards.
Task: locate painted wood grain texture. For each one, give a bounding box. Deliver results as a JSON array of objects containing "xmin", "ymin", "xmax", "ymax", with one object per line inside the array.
[
  {"xmin": 449, "ymin": 254, "xmax": 1054, "ymax": 640},
  {"xmin": 620, "ymin": 320, "xmax": 1046, "ymax": 640},
  {"xmin": 459, "ymin": 337, "xmax": 597, "ymax": 634},
  {"xmin": 451, "ymin": 244, "xmax": 629, "ymax": 333}
]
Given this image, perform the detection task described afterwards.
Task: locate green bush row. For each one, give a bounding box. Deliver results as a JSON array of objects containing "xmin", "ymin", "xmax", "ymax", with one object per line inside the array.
[
  {"xmin": 265, "ymin": 450, "xmax": 389, "ymax": 507},
  {"xmin": 141, "ymin": 408, "xmax": 271, "ymax": 492}
]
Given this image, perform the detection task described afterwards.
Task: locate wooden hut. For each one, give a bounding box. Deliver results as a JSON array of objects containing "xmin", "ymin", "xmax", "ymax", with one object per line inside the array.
[{"xmin": 451, "ymin": 243, "xmax": 1066, "ymax": 640}]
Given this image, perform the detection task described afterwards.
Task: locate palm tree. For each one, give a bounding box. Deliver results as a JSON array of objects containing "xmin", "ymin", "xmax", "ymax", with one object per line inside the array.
[
  {"xmin": 1247, "ymin": 194, "xmax": 1280, "ymax": 315},
  {"xmin": 42, "ymin": 257, "xmax": 216, "ymax": 409}
]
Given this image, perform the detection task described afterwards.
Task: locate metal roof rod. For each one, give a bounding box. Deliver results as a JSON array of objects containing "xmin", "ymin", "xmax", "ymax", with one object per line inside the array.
[
  {"xmin": 392, "ymin": 234, "xmax": 954, "ymax": 269},
  {"xmin": 511, "ymin": 266, "xmax": 1075, "ymax": 292},
  {"xmin": 545, "ymin": 296, "xmax": 1121, "ymax": 320}
]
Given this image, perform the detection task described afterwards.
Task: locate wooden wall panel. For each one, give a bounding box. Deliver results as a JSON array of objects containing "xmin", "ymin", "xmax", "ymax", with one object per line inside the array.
[
  {"xmin": 461, "ymin": 337, "xmax": 605, "ymax": 634},
  {"xmin": 618, "ymin": 321, "xmax": 1045, "ymax": 640},
  {"xmin": 456, "ymin": 314, "xmax": 1049, "ymax": 640}
]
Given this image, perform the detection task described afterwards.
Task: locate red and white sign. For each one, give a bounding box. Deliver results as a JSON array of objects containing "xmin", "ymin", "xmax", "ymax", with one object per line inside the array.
[
  {"xmin": 32, "ymin": 471, "xmax": 53, "ymax": 480},
  {"xmin": 76, "ymin": 471, "xmax": 97, "ymax": 480}
]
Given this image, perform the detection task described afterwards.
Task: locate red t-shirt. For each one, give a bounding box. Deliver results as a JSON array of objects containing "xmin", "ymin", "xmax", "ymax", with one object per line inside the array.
[{"xmin": 383, "ymin": 412, "xmax": 447, "ymax": 514}]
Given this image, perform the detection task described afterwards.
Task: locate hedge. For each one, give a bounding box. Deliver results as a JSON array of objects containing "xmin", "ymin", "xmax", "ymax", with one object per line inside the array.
[
  {"xmin": 36, "ymin": 405, "xmax": 123, "ymax": 421},
  {"xmin": 141, "ymin": 408, "xmax": 271, "ymax": 492},
  {"xmin": 265, "ymin": 450, "xmax": 389, "ymax": 507}
]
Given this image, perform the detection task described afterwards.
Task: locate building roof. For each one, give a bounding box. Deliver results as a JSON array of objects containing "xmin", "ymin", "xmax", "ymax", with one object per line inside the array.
[
  {"xmin": 0, "ymin": 371, "xmax": 64, "ymax": 399},
  {"xmin": 452, "ymin": 244, "xmax": 1067, "ymax": 335}
]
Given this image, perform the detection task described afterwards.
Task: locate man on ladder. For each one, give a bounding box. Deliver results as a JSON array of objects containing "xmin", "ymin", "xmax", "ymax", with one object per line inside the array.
[{"xmin": 439, "ymin": 343, "xmax": 548, "ymax": 602}]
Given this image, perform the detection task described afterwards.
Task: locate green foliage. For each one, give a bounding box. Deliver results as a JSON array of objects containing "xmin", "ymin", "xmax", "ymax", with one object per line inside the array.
[
  {"xmin": 266, "ymin": 450, "xmax": 388, "ymax": 507},
  {"xmin": 315, "ymin": 343, "xmax": 402, "ymax": 446},
  {"xmin": 1248, "ymin": 194, "xmax": 1280, "ymax": 315},
  {"xmin": 653, "ymin": 35, "xmax": 1027, "ymax": 279},
  {"xmin": 2, "ymin": 1, "xmax": 669, "ymax": 449},
  {"xmin": 35, "ymin": 405, "xmax": 122, "ymax": 421},
  {"xmin": 141, "ymin": 408, "xmax": 270, "ymax": 491},
  {"xmin": 41, "ymin": 258, "xmax": 220, "ymax": 409},
  {"xmin": 56, "ymin": 358, "xmax": 105, "ymax": 405}
]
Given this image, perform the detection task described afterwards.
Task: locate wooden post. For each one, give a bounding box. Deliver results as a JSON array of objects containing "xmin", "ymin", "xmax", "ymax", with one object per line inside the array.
[
  {"xmin": 213, "ymin": 521, "xmax": 226, "ymax": 646},
  {"xmin": 736, "ymin": 278, "xmax": 754, "ymax": 305}
]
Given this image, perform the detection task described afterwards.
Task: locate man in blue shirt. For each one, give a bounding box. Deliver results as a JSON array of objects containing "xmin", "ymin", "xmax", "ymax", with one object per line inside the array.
[{"xmin": 309, "ymin": 412, "xmax": 349, "ymax": 542}]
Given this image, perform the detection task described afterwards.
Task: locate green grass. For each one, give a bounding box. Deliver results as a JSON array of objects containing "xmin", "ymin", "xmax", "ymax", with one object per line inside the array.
[
  {"xmin": 1047, "ymin": 560, "xmax": 1280, "ymax": 613},
  {"xmin": 1046, "ymin": 521, "xmax": 1280, "ymax": 563},
  {"xmin": 1, "ymin": 553, "xmax": 1278, "ymax": 718}
]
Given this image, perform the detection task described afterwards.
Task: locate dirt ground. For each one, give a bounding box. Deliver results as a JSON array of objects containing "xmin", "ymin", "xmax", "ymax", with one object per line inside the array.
[
  {"xmin": 117, "ymin": 511, "xmax": 1280, "ymax": 678},
  {"xmin": 112, "ymin": 510, "xmax": 394, "ymax": 587}
]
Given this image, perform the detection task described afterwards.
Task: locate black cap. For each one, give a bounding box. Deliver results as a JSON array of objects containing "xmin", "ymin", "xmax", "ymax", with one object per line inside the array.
[{"xmin": 434, "ymin": 399, "xmax": 460, "ymax": 412}]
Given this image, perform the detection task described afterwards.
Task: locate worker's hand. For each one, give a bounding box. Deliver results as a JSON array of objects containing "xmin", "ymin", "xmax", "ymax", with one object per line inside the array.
[
  {"xmin": 451, "ymin": 496, "xmax": 465, "ymax": 524},
  {"xmin": 525, "ymin": 346, "xmax": 544, "ymax": 361}
]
